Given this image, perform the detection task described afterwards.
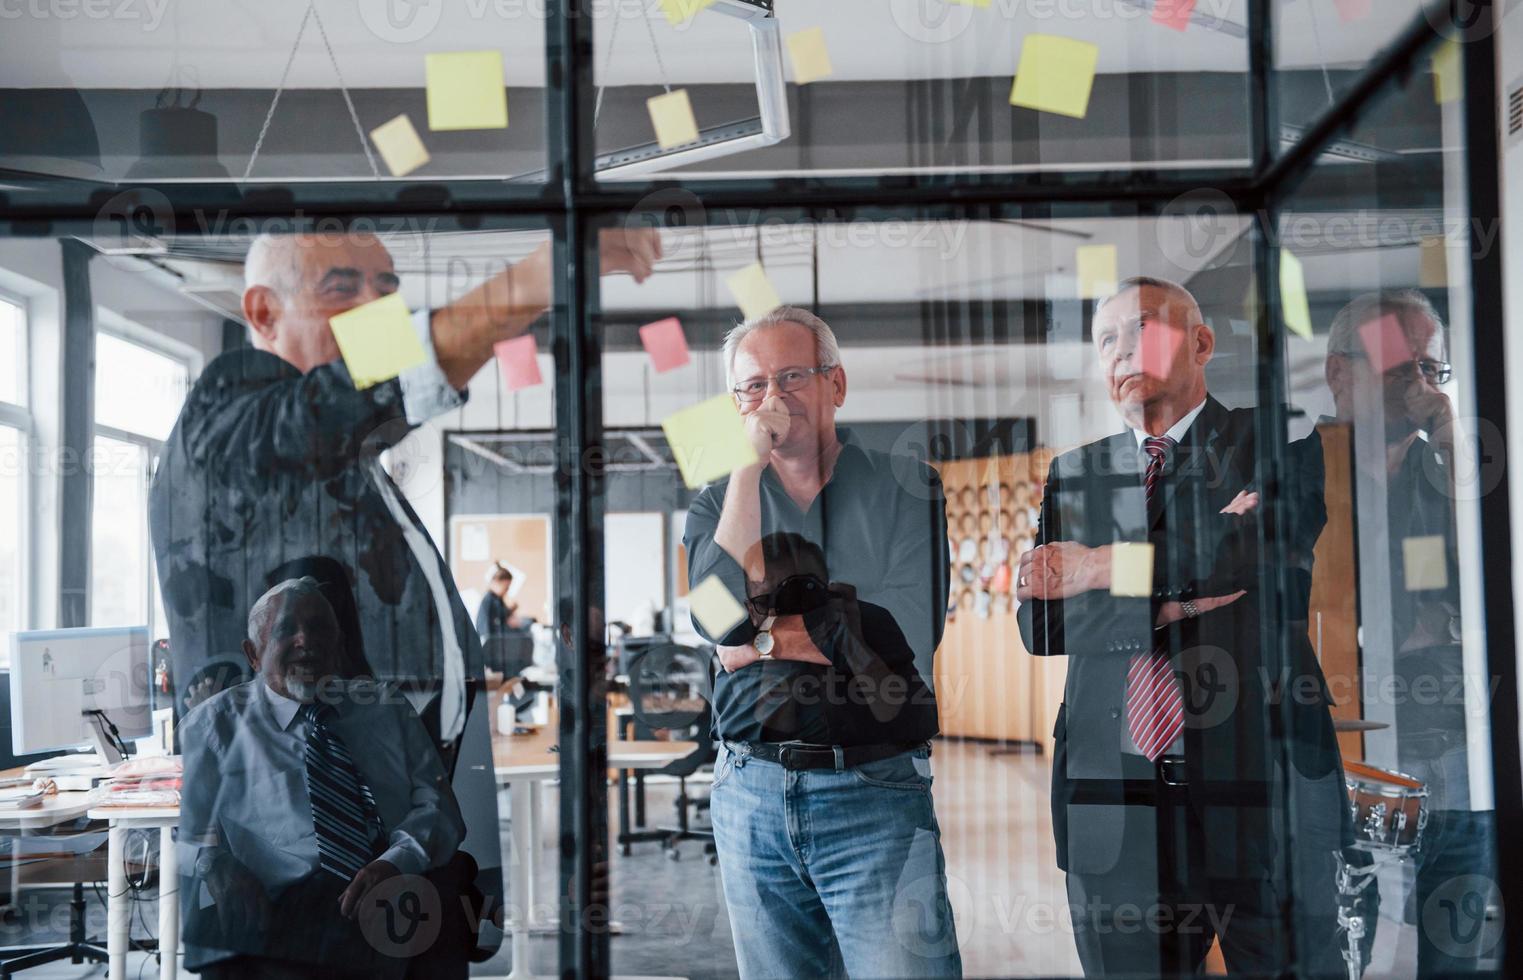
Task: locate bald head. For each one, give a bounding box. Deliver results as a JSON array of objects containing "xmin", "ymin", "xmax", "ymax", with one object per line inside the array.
[
  {"xmin": 241, "ymin": 232, "xmax": 399, "ymax": 374},
  {"xmin": 1092, "ymin": 276, "xmax": 1215, "ymax": 435}
]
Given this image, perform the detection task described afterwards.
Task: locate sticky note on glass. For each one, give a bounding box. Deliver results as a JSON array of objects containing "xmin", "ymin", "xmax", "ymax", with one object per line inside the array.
[
  {"xmin": 494, "ymin": 334, "xmax": 543, "ymax": 391},
  {"xmin": 948, "ymin": 0, "xmax": 992, "ymax": 5},
  {"xmin": 1152, "ymin": 0, "xmax": 1196, "ymax": 31},
  {"xmin": 1279, "ymin": 249, "xmax": 1314, "ymax": 340},
  {"xmin": 1432, "ymin": 39, "xmax": 1461, "ymax": 106},
  {"xmin": 1140, "ymin": 323, "xmax": 1184, "ymax": 379},
  {"xmin": 1110, "ymin": 542, "xmax": 1155, "ymax": 598},
  {"xmin": 662, "ymin": 394, "xmax": 760, "ymax": 488},
  {"xmin": 787, "ymin": 27, "xmax": 834, "ymax": 85},
  {"xmin": 1009, "ymin": 35, "xmax": 1099, "ymax": 119},
  {"xmin": 425, "ymin": 51, "xmax": 508, "ymax": 131},
  {"xmin": 687, "ymin": 574, "xmax": 747, "ymax": 637},
  {"xmin": 648, "ymin": 89, "xmax": 700, "ymax": 149},
  {"xmin": 1333, "ymin": 0, "xmax": 1371, "ymax": 22},
  {"xmin": 1403, "ymin": 535, "xmax": 1449, "ymax": 591},
  {"xmin": 725, "ymin": 262, "xmax": 782, "ymax": 322},
  {"xmin": 1076, "ymin": 244, "xmax": 1117, "ymax": 300},
  {"xmin": 1419, "ymin": 235, "xmax": 1448, "ymax": 287},
  {"xmin": 1358, "ymin": 314, "xmax": 1412, "ymax": 375},
  {"xmin": 328, "ymin": 294, "xmax": 428, "ymax": 390},
  {"xmin": 661, "ymin": 0, "xmax": 717, "ymax": 25},
  {"xmin": 370, "ymin": 115, "xmax": 430, "ymax": 177},
  {"xmin": 639, "ymin": 316, "xmax": 691, "ymax": 373}
]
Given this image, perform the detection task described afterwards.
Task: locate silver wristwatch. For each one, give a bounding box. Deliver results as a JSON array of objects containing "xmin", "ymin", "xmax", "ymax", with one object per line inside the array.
[
  {"xmin": 754, "ymin": 615, "xmax": 778, "ymax": 659},
  {"xmin": 1181, "ymin": 598, "xmax": 1201, "ymax": 619}
]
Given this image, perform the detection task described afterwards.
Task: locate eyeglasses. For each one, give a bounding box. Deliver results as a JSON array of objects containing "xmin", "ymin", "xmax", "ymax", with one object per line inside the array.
[
  {"xmin": 746, "ymin": 574, "xmax": 834, "ymax": 616},
  {"xmin": 731, "ymin": 365, "xmax": 836, "ymax": 404},
  {"xmin": 1339, "ymin": 350, "xmax": 1452, "ymax": 385}
]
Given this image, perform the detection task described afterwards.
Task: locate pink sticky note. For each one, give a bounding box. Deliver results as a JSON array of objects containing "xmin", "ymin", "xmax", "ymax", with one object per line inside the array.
[
  {"xmin": 1139, "ymin": 323, "xmax": 1184, "ymax": 379},
  {"xmin": 1152, "ymin": 0, "xmax": 1197, "ymax": 31},
  {"xmin": 638, "ymin": 317, "xmax": 691, "ymax": 373},
  {"xmin": 1358, "ymin": 314, "xmax": 1412, "ymax": 375},
  {"xmin": 1333, "ymin": 0, "xmax": 1371, "ymax": 23},
  {"xmin": 495, "ymin": 334, "xmax": 543, "ymax": 391}
]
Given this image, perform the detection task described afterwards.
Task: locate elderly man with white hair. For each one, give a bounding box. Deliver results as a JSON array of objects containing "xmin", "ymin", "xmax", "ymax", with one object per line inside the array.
[{"xmin": 682, "ymin": 306, "xmax": 961, "ymax": 978}]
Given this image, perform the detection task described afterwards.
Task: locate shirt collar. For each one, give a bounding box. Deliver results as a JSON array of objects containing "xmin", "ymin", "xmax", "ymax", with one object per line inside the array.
[
  {"xmin": 254, "ymin": 676, "xmax": 305, "ymax": 732},
  {"xmin": 1131, "ymin": 396, "xmax": 1209, "ymax": 449}
]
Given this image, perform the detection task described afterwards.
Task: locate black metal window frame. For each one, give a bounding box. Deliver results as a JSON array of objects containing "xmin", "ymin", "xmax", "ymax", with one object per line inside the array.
[{"xmin": 0, "ymin": 1, "xmax": 1513, "ymax": 975}]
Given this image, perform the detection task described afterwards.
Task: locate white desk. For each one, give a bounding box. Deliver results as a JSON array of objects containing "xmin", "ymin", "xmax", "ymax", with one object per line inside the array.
[{"xmin": 86, "ymin": 806, "xmax": 179, "ymax": 980}]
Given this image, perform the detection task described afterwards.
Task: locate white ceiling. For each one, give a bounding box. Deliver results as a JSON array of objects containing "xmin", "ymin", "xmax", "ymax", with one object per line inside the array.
[{"xmin": 1, "ymin": 0, "xmax": 1427, "ymax": 90}]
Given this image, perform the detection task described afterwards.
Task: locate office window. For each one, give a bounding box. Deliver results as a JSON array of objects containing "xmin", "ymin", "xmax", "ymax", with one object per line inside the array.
[
  {"xmin": 94, "ymin": 331, "xmax": 190, "ymax": 443},
  {"xmin": 0, "ymin": 296, "xmax": 21, "ymax": 406},
  {"xmin": 0, "ymin": 426, "xmax": 21, "ymax": 641}
]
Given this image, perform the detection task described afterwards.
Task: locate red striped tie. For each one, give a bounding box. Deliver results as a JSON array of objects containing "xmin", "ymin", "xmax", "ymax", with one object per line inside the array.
[{"xmin": 1127, "ymin": 436, "xmax": 1183, "ymax": 761}]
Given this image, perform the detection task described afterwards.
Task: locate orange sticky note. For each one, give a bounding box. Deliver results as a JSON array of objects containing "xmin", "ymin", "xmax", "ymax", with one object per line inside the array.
[
  {"xmin": 662, "ymin": 394, "xmax": 760, "ymax": 488},
  {"xmin": 1076, "ymin": 244, "xmax": 1117, "ymax": 299},
  {"xmin": 687, "ymin": 574, "xmax": 747, "ymax": 637},
  {"xmin": 425, "ymin": 51, "xmax": 508, "ymax": 132},
  {"xmin": 1110, "ymin": 542, "xmax": 1155, "ymax": 598},
  {"xmin": 1140, "ymin": 323, "xmax": 1184, "ymax": 379},
  {"xmin": 1358, "ymin": 314, "xmax": 1412, "ymax": 375},
  {"xmin": 1419, "ymin": 235, "xmax": 1448, "ymax": 287},
  {"xmin": 494, "ymin": 334, "xmax": 543, "ymax": 391},
  {"xmin": 1403, "ymin": 535, "xmax": 1449, "ymax": 591},
  {"xmin": 328, "ymin": 293, "xmax": 428, "ymax": 390},
  {"xmin": 1009, "ymin": 34, "xmax": 1099, "ymax": 119},
  {"xmin": 1433, "ymin": 40, "xmax": 1461, "ymax": 105},
  {"xmin": 786, "ymin": 27, "xmax": 834, "ymax": 85},
  {"xmin": 639, "ymin": 317, "xmax": 691, "ymax": 373},
  {"xmin": 370, "ymin": 114, "xmax": 430, "ymax": 177},
  {"xmin": 1152, "ymin": 0, "xmax": 1197, "ymax": 31},
  {"xmin": 1279, "ymin": 249, "xmax": 1314, "ymax": 339},
  {"xmin": 1334, "ymin": 0, "xmax": 1371, "ymax": 22},
  {"xmin": 647, "ymin": 89, "xmax": 700, "ymax": 149},
  {"xmin": 660, "ymin": 0, "xmax": 717, "ymax": 25},
  {"xmin": 725, "ymin": 262, "xmax": 782, "ymax": 322}
]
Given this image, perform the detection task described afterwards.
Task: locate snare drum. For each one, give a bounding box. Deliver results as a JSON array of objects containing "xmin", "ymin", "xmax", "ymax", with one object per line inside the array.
[{"xmin": 1344, "ymin": 761, "xmax": 1429, "ymax": 854}]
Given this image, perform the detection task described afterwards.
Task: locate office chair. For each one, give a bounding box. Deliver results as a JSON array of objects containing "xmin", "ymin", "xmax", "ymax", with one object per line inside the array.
[{"xmin": 625, "ymin": 643, "xmax": 718, "ymax": 864}]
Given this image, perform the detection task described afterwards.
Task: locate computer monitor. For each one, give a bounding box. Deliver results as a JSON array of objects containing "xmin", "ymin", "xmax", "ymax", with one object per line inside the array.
[{"xmin": 9, "ymin": 626, "xmax": 153, "ymax": 761}]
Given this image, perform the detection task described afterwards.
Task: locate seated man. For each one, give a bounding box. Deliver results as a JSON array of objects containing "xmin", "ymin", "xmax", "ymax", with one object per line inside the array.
[{"xmin": 179, "ymin": 576, "xmax": 472, "ymax": 979}]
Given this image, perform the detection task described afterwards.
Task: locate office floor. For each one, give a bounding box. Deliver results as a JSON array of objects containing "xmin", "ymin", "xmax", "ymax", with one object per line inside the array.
[{"xmin": 1, "ymin": 740, "xmax": 1424, "ymax": 979}]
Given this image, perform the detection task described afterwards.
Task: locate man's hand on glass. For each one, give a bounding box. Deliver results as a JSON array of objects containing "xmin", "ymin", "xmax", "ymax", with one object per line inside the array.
[{"xmin": 597, "ymin": 227, "xmax": 663, "ymax": 284}]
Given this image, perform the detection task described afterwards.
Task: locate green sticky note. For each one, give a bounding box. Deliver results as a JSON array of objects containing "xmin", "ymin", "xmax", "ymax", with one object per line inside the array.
[
  {"xmin": 661, "ymin": 0, "xmax": 717, "ymax": 25},
  {"xmin": 725, "ymin": 262, "xmax": 782, "ymax": 322},
  {"xmin": 1076, "ymin": 244, "xmax": 1118, "ymax": 300},
  {"xmin": 1403, "ymin": 535, "xmax": 1449, "ymax": 591},
  {"xmin": 1110, "ymin": 542, "xmax": 1155, "ymax": 598},
  {"xmin": 425, "ymin": 51, "xmax": 509, "ymax": 132},
  {"xmin": 661, "ymin": 394, "xmax": 760, "ymax": 489},
  {"xmin": 1009, "ymin": 34, "xmax": 1100, "ymax": 119},
  {"xmin": 328, "ymin": 293, "xmax": 428, "ymax": 390},
  {"xmin": 1279, "ymin": 249, "xmax": 1314, "ymax": 340},
  {"xmin": 687, "ymin": 574, "xmax": 747, "ymax": 637}
]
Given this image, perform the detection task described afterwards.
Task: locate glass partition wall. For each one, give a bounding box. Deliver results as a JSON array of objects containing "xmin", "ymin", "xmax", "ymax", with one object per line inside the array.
[{"xmin": 0, "ymin": 1, "xmax": 1514, "ymax": 978}]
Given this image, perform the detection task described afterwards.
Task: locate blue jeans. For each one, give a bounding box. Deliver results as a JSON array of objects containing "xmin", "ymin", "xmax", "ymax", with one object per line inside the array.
[{"xmin": 709, "ymin": 741, "xmax": 963, "ymax": 980}]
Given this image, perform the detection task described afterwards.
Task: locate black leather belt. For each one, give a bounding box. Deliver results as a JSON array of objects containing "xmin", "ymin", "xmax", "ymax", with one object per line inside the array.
[
  {"xmin": 1157, "ymin": 755, "xmax": 1189, "ymax": 786},
  {"xmin": 737, "ymin": 740, "xmax": 925, "ymax": 772}
]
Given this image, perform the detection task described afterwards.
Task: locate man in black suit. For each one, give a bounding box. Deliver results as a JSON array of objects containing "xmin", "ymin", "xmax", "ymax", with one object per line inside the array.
[{"xmin": 1016, "ymin": 276, "xmax": 1349, "ymax": 976}]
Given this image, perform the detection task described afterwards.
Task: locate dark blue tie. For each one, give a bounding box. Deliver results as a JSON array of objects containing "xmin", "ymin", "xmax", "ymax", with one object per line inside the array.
[{"xmin": 299, "ymin": 702, "xmax": 382, "ymax": 881}]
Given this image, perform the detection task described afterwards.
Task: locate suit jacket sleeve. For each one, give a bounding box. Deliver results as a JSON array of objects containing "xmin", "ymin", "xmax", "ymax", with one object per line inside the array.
[{"xmin": 375, "ymin": 693, "xmax": 467, "ymax": 876}]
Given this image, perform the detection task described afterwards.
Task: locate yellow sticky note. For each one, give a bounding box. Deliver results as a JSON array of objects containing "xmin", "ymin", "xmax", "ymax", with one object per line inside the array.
[
  {"xmin": 687, "ymin": 574, "xmax": 747, "ymax": 637},
  {"xmin": 661, "ymin": 0, "xmax": 717, "ymax": 25},
  {"xmin": 725, "ymin": 262, "xmax": 782, "ymax": 322},
  {"xmin": 1403, "ymin": 535, "xmax": 1449, "ymax": 591},
  {"xmin": 1077, "ymin": 244, "xmax": 1118, "ymax": 300},
  {"xmin": 1110, "ymin": 542, "xmax": 1155, "ymax": 598},
  {"xmin": 425, "ymin": 51, "xmax": 508, "ymax": 132},
  {"xmin": 1279, "ymin": 249, "xmax": 1314, "ymax": 340},
  {"xmin": 1432, "ymin": 39, "xmax": 1461, "ymax": 106},
  {"xmin": 370, "ymin": 114, "xmax": 431, "ymax": 177},
  {"xmin": 1419, "ymin": 235, "xmax": 1448, "ymax": 287},
  {"xmin": 949, "ymin": 0, "xmax": 992, "ymax": 5},
  {"xmin": 1009, "ymin": 34, "xmax": 1100, "ymax": 119},
  {"xmin": 661, "ymin": 394, "xmax": 761, "ymax": 489},
  {"xmin": 328, "ymin": 293, "xmax": 428, "ymax": 390},
  {"xmin": 787, "ymin": 27, "xmax": 834, "ymax": 85},
  {"xmin": 648, "ymin": 89, "xmax": 700, "ymax": 149}
]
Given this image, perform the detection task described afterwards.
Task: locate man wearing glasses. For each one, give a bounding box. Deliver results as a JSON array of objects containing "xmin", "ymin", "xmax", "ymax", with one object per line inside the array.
[
  {"xmin": 683, "ymin": 306, "xmax": 961, "ymax": 978},
  {"xmin": 1318, "ymin": 290, "xmax": 1497, "ymax": 974}
]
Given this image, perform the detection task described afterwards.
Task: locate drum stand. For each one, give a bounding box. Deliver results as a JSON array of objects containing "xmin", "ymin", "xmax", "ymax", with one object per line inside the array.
[{"xmin": 1334, "ymin": 849, "xmax": 1400, "ymax": 980}]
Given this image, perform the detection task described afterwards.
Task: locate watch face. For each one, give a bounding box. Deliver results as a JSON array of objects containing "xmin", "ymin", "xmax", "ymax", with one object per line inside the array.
[{"xmin": 754, "ymin": 631, "xmax": 774, "ymax": 655}]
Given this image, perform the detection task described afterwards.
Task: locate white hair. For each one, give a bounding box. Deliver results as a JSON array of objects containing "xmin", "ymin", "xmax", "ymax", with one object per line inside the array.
[
  {"xmin": 1327, "ymin": 289, "xmax": 1445, "ymax": 357},
  {"xmin": 243, "ymin": 233, "xmax": 305, "ymax": 300},
  {"xmin": 1093, "ymin": 275, "xmax": 1204, "ymax": 328},
  {"xmin": 722, "ymin": 305, "xmax": 842, "ymax": 388},
  {"xmin": 247, "ymin": 576, "xmax": 324, "ymax": 645}
]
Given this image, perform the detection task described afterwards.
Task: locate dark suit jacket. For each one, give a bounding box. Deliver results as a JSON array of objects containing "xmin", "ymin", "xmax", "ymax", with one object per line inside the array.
[{"xmin": 1017, "ymin": 397, "xmax": 1349, "ymax": 877}]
